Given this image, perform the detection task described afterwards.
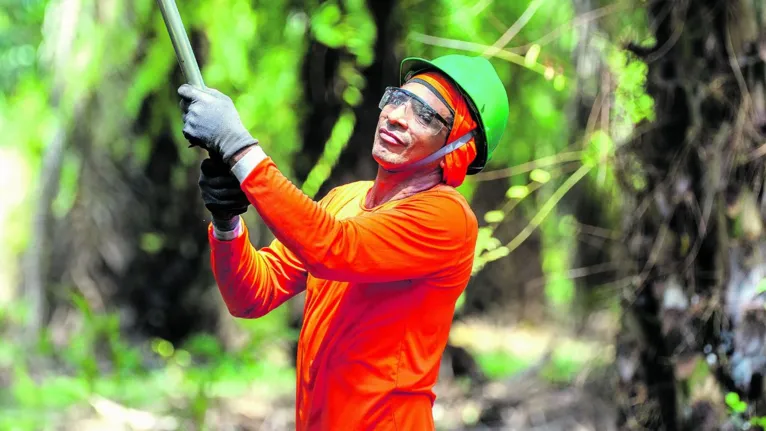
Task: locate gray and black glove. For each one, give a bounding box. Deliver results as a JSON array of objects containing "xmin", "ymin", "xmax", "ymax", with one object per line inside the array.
[
  {"xmin": 198, "ymin": 157, "xmax": 250, "ymax": 231},
  {"xmin": 178, "ymin": 84, "xmax": 258, "ymax": 164}
]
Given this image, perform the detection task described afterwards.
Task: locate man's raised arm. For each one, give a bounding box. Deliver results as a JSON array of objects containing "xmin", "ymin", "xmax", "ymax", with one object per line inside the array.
[
  {"xmin": 198, "ymin": 156, "xmax": 308, "ymax": 318},
  {"xmin": 208, "ymin": 219, "xmax": 307, "ymax": 318}
]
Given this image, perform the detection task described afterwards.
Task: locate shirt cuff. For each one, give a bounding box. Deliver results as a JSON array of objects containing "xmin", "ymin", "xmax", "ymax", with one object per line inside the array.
[
  {"xmin": 231, "ymin": 145, "xmax": 268, "ymax": 183},
  {"xmin": 212, "ymin": 216, "xmax": 244, "ymax": 241}
]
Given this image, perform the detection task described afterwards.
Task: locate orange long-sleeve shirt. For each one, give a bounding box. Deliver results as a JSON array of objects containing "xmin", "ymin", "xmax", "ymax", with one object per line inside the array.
[{"xmin": 208, "ymin": 153, "xmax": 478, "ymax": 430}]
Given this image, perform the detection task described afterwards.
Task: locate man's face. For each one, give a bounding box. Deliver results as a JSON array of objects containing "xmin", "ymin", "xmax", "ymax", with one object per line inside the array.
[{"xmin": 371, "ymin": 82, "xmax": 453, "ymax": 171}]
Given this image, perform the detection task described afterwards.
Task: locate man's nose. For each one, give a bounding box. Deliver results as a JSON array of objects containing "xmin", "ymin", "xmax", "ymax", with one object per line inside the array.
[{"xmin": 386, "ymin": 103, "xmax": 409, "ymax": 128}]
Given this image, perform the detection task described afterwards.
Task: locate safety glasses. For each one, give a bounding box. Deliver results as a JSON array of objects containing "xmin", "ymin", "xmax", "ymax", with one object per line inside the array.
[{"xmin": 378, "ymin": 87, "xmax": 452, "ymax": 136}]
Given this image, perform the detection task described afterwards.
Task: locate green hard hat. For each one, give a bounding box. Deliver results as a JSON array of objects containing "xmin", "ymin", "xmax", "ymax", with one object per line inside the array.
[{"xmin": 400, "ymin": 54, "xmax": 510, "ymax": 174}]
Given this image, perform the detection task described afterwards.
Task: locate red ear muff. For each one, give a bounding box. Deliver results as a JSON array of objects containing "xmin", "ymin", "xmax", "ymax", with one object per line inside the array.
[{"xmin": 410, "ymin": 72, "xmax": 478, "ymax": 187}]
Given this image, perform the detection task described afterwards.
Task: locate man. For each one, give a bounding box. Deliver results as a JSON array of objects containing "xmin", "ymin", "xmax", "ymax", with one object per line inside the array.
[{"xmin": 179, "ymin": 54, "xmax": 509, "ymax": 430}]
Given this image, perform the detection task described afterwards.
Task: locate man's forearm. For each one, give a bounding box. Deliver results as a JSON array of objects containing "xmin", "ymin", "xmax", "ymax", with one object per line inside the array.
[{"xmin": 207, "ymin": 215, "xmax": 309, "ymax": 319}]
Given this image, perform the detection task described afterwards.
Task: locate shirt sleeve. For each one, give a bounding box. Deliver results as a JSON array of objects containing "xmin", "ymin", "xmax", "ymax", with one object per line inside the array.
[
  {"xmin": 208, "ymin": 221, "xmax": 308, "ymax": 318},
  {"xmin": 235, "ymin": 154, "xmax": 476, "ymax": 284}
]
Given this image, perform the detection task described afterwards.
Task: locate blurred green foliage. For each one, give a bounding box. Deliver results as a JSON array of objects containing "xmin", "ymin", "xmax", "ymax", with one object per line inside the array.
[
  {"xmin": 476, "ymin": 340, "xmax": 608, "ymax": 383},
  {"xmin": 0, "ymin": 0, "xmax": 662, "ymax": 428},
  {"xmin": 725, "ymin": 391, "xmax": 766, "ymax": 430},
  {"xmin": 0, "ymin": 297, "xmax": 295, "ymax": 430}
]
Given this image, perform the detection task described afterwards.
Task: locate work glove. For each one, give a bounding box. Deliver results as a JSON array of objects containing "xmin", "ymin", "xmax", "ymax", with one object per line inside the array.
[
  {"xmin": 198, "ymin": 156, "xmax": 250, "ymax": 229},
  {"xmin": 178, "ymin": 84, "xmax": 258, "ymax": 164}
]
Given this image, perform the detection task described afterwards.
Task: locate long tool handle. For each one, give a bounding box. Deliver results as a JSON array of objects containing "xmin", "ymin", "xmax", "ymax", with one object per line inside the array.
[{"xmin": 156, "ymin": 0, "xmax": 205, "ymax": 88}]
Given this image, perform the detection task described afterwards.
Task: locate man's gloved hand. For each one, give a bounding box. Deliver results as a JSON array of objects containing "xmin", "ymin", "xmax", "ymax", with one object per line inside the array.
[
  {"xmin": 199, "ymin": 157, "xmax": 250, "ymax": 230},
  {"xmin": 178, "ymin": 84, "xmax": 258, "ymax": 164}
]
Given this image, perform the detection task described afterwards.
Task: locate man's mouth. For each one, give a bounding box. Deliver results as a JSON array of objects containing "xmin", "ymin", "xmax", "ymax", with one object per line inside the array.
[{"xmin": 378, "ymin": 128, "xmax": 404, "ymax": 146}]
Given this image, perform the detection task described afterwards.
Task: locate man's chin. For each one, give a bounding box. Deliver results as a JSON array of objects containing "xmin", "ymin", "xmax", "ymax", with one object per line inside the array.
[{"xmin": 371, "ymin": 151, "xmax": 403, "ymax": 172}]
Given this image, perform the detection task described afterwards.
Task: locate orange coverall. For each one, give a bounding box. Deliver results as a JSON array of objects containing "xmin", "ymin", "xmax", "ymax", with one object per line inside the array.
[{"xmin": 208, "ymin": 157, "xmax": 478, "ymax": 430}]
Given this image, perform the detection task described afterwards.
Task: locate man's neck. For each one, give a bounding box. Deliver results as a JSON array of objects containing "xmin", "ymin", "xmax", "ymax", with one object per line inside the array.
[{"xmin": 365, "ymin": 166, "xmax": 443, "ymax": 208}]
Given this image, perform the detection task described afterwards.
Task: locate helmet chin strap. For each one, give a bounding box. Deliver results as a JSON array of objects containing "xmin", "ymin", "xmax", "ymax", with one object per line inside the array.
[{"xmin": 384, "ymin": 131, "xmax": 474, "ymax": 173}]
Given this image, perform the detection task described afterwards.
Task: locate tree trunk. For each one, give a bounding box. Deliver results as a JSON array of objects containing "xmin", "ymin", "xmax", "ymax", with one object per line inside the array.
[
  {"xmin": 617, "ymin": 0, "xmax": 766, "ymax": 429},
  {"xmin": 40, "ymin": 5, "xmax": 219, "ymax": 346},
  {"xmin": 22, "ymin": 0, "xmax": 83, "ymax": 337}
]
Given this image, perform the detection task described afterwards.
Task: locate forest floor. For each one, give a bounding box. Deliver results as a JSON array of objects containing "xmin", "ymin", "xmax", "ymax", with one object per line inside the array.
[{"xmin": 52, "ymin": 314, "xmax": 619, "ymax": 431}]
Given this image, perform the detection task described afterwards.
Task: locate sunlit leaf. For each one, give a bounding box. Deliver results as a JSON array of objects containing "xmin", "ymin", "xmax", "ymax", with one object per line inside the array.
[
  {"xmin": 310, "ymin": 2, "xmax": 345, "ymax": 48},
  {"xmin": 484, "ymin": 210, "xmax": 505, "ymax": 224},
  {"xmin": 530, "ymin": 169, "xmax": 551, "ymax": 184},
  {"xmin": 301, "ymin": 109, "xmax": 356, "ymax": 198},
  {"xmin": 757, "ymin": 279, "xmax": 766, "ymax": 294},
  {"xmin": 343, "ymin": 86, "xmax": 363, "ymax": 106},
  {"xmin": 725, "ymin": 392, "xmax": 740, "ymax": 409},
  {"xmin": 553, "ymin": 75, "xmax": 566, "ymax": 91},
  {"xmin": 545, "ymin": 274, "xmax": 574, "ymax": 307},
  {"xmin": 483, "ymin": 245, "xmax": 510, "ymax": 263},
  {"xmin": 524, "ymin": 44, "xmax": 541, "ymax": 67},
  {"xmin": 51, "ymin": 152, "xmax": 80, "ymax": 219},
  {"xmin": 140, "ymin": 232, "xmax": 164, "ymax": 254},
  {"xmin": 152, "ymin": 339, "xmax": 175, "ymax": 358},
  {"xmin": 506, "ymin": 185, "xmax": 530, "ymax": 199}
]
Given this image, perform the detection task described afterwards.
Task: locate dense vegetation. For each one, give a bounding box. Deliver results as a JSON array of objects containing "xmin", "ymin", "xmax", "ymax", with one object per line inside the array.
[{"xmin": 2, "ymin": 0, "xmax": 765, "ymax": 429}]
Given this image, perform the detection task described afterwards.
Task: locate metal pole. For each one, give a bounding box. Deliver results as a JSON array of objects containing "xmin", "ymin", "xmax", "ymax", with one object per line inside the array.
[{"xmin": 156, "ymin": 0, "xmax": 205, "ymax": 88}]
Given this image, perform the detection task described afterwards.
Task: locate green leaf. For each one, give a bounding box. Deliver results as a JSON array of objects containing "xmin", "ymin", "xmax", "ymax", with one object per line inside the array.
[
  {"xmin": 755, "ymin": 279, "xmax": 766, "ymax": 295},
  {"xmin": 140, "ymin": 232, "xmax": 164, "ymax": 254},
  {"xmin": 152, "ymin": 339, "xmax": 175, "ymax": 358},
  {"xmin": 183, "ymin": 333, "xmax": 223, "ymax": 359},
  {"xmin": 725, "ymin": 392, "xmax": 740, "ymax": 409},
  {"xmin": 484, "ymin": 210, "xmax": 505, "ymax": 224},
  {"xmin": 530, "ymin": 169, "xmax": 551, "ymax": 184},
  {"xmin": 545, "ymin": 274, "xmax": 574, "ymax": 307},
  {"xmin": 12, "ymin": 365, "xmax": 38, "ymax": 407},
  {"xmin": 583, "ymin": 130, "xmax": 614, "ymax": 166},
  {"xmin": 311, "ymin": 2, "xmax": 345, "ymax": 48},
  {"xmin": 735, "ymin": 400, "xmax": 748, "ymax": 414},
  {"xmin": 343, "ymin": 86, "xmax": 363, "ymax": 106},
  {"xmin": 70, "ymin": 294, "xmax": 93, "ymax": 320},
  {"xmin": 301, "ymin": 109, "xmax": 356, "ymax": 198},
  {"xmin": 529, "ymin": 92, "xmax": 556, "ymax": 126},
  {"xmin": 51, "ymin": 152, "xmax": 81, "ymax": 219},
  {"xmin": 174, "ymin": 349, "xmax": 192, "ymax": 367},
  {"xmin": 686, "ymin": 357, "xmax": 710, "ymax": 388},
  {"xmin": 123, "ymin": 35, "xmax": 176, "ymax": 117},
  {"xmin": 483, "ymin": 246, "xmax": 510, "ymax": 263},
  {"xmin": 506, "ymin": 185, "xmax": 529, "ymax": 199},
  {"xmin": 553, "ymin": 74, "xmax": 566, "ymax": 91},
  {"xmin": 39, "ymin": 376, "xmax": 90, "ymax": 408},
  {"xmin": 524, "ymin": 44, "xmax": 541, "ymax": 67},
  {"xmin": 476, "ymin": 350, "xmax": 529, "ymax": 379}
]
